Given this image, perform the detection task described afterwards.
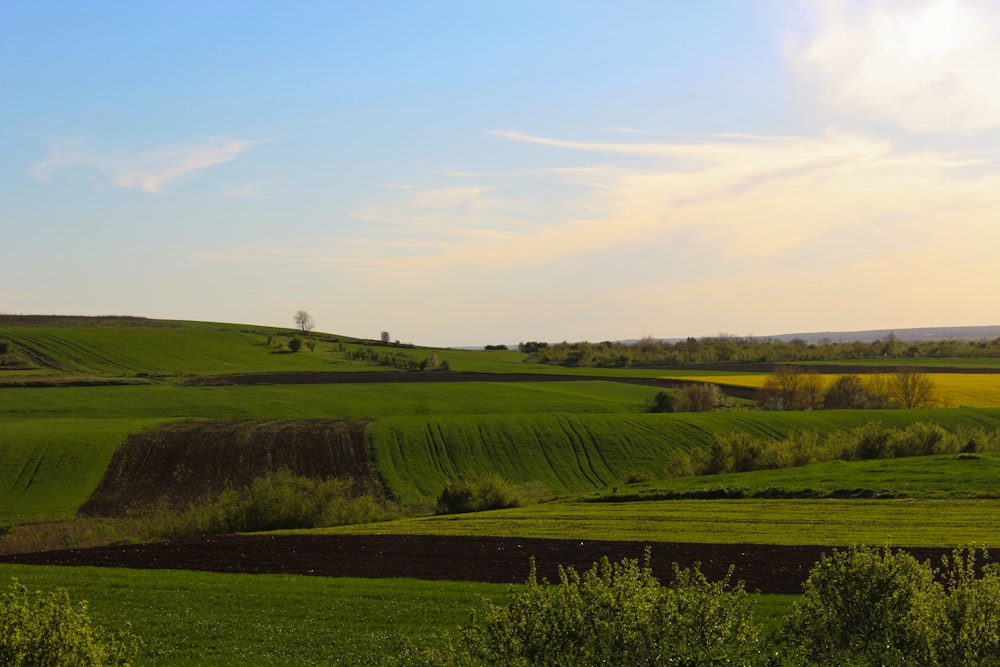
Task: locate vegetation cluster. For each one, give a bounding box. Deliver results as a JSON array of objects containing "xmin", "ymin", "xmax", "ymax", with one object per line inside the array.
[
  {"xmin": 436, "ymin": 475, "xmax": 548, "ymax": 515},
  {"xmin": 1, "ymin": 578, "xmax": 139, "ymax": 666},
  {"xmin": 143, "ymin": 469, "xmax": 397, "ymax": 540},
  {"xmin": 410, "ymin": 546, "xmax": 1000, "ymax": 667},
  {"xmin": 521, "ymin": 333, "xmax": 1000, "ymax": 367},
  {"xmin": 691, "ymin": 421, "xmax": 1000, "ymax": 476},
  {"xmin": 347, "ymin": 347, "xmax": 450, "ymax": 371},
  {"xmin": 759, "ymin": 366, "xmax": 937, "ymax": 410}
]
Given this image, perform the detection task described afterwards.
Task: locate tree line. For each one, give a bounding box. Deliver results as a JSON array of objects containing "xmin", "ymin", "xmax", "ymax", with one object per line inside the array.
[{"xmin": 520, "ymin": 333, "xmax": 1000, "ymax": 367}]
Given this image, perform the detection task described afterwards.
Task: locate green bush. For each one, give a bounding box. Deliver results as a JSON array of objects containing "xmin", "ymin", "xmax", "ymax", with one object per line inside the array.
[
  {"xmin": 410, "ymin": 549, "xmax": 762, "ymax": 666},
  {"xmin": 939, "ymin": 547, "xmax": 1000, "ymax": 665},
  {"xmin": 436, "ymin": 474, "xmax": 537, "ymax": 514},
  {"xmin": 147, "ymin": 469, "xmax": 396, "ymax": 538},
  {"xmin": 0, "ymin": 578, "xmax": 140, "ymax": 666},
  {"xmin": 288, "ymin": 337, "xmax": 303, "ymax": 352},
  {"xmin": 785, "ymin": 545, "xmax": 946, "ymax": 665}
]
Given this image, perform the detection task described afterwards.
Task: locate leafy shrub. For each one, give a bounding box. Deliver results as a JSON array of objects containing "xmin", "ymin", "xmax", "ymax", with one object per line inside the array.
[
  {"xmin": 680, "ymin": 382, "xmax": 728, "ymax": 412},
  {"xmin": 939, "ymin": 547, "xmax": 1000, "ymax": 665},
  {"xmin": 436, "ymin": 474, "xmax": 542, "ymax": 514},
  {"xmin": 411, "ymin": 549, "xmax": 762, "ymax": 666},
  {"xmin": 647, "ymin": 390, "xmax": 678, "ymax": 413},
  {"xmin": 0, "ymin": 578, "xmax": 140, "ymax": 666},
  {"xmin": 288, "ymin": 337, "xmax": 303, "ymax": 352},
  {"xmin": 784, "ymin": 545, "xmax": 945, "ymax": 665},
  {"xmin": 148, "ymin": 469, "xmax": 396, "ymax": 538}
]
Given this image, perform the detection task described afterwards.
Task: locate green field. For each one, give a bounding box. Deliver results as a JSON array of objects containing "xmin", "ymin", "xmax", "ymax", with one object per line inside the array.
[
  {"xmin": 3, "ymin": 317, "xmax": 1000, "ymax": 664},
  {"xmin": 321, "ymin": 498, "xmax": 1000, "ymax": 547},
  {"xmin": 0, "ymin": 564, "xmax": 513, "ymax": 666}
]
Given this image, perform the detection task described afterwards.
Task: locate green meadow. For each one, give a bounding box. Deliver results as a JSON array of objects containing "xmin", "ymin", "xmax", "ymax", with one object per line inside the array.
[{"xmin": 3, "ymin": 317, "xmax": 1000, "ymax": 664}]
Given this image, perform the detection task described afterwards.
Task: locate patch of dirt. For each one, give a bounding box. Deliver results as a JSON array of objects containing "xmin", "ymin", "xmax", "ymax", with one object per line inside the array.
[
  {"xmin": 79, "ymin": 419, "xmax": 378, "ymax": 516},
  {"xmin": 0, "ymin": 534, "xmax": 958, "ymax": 595}
]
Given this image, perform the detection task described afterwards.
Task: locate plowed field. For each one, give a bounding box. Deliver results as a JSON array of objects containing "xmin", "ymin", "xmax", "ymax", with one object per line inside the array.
[{"xmin": 0, "ymin": 534, "xmax": 958, "ymax": 594}]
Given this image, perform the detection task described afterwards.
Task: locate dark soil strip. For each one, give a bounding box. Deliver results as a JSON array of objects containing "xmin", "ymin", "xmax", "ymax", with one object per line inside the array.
[{"xmin": 0, "ymin": 534, "xmax": 956, "ymax": 595}]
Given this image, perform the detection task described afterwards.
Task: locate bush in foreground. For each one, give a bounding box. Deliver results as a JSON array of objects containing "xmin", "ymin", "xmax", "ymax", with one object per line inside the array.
[
  {"xmin": 0, "ymin": 578, "xmax": 140, "ymax": 666},
  {"xmin": 785, "ymin": 545, "xmax": 1000, "ymax": 666},
  {"xmin": 407, "ymin": 549, "xmax": 762, "ymax": 666}
]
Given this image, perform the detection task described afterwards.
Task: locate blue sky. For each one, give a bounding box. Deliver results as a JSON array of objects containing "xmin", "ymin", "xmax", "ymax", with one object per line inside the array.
[{"xmin": 2, "ymin": 1, "xmax": 998, "ymax": 346}]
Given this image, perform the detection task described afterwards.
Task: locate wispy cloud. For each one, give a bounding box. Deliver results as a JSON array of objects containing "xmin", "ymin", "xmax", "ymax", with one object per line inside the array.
[
  {"xmin": 198, "ymin": 128, "xmax": 999, "ymax": 283},
  {"xmin": 30, "ymin": 138, "xmax": 261, "ymax": 194},
  {"xmin": 786, "ymin": 0, "xmax": 1000, "ymax": 134}
]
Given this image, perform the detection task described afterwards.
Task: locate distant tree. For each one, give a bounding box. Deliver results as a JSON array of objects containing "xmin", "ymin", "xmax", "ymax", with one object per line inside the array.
[
  {"xmin": 888, "ymin": 367, "xmax": 937, "ymax": 409},
  {"xmin": 288, "ymin": 337, "xmax": 303, "ymax": 352},
  {"xmin": 648, "ymin": 390, "xmax": 678, "ymax": 413},
  {"xmin": 294, "ymin": 310, "xmax": 314, "ymax": 334},
  {"xmin": 824, "ymin": 374, "xmax": 873, "ymax": 409},
  {"xmin": 759, "ymin": 366, "xmax": 824, "ymax": 410},
  {"xmin": 680, "ymin": 383, "xmax": 728, "ymax": 412},
  {"xmin": 381, "ymin": 331, "xmax": 390, "ymax": 344},
  {"xmin": 0, "ymin": 338, "xmax": 9, "ymax": 355}
]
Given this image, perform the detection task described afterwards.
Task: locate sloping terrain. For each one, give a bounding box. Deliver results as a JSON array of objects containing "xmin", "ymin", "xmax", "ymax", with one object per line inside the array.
[{"xmin": 79, "ymin": 419, "xmax": 377, "ymax": 515}]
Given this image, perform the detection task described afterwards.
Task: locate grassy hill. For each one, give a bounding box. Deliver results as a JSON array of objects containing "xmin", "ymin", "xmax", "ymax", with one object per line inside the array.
[{"xmin": 4, "ymin": 315, "xmax": 1000, "ymax": 528}]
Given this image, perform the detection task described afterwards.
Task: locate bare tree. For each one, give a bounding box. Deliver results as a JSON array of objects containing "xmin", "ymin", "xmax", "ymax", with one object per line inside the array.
[
  {"xmin": 759, "ymin": 366, "xmax": 824, "ymax": 410},
  {"xmin": 381, "ymin": 331, "xmax": 390, "ymax": 344},
  {"xmin": 294, "ymin": 310, "xmax": 315, "ymax": 334},
  {"xmin": 888, "ymin": 367, "xmax": 937, "ymax": 409}
]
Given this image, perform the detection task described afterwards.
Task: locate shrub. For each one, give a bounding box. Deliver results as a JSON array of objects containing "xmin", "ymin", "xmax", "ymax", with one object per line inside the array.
[
  {"xmin": 288, "ymin": 337, "xmax": 303, "ymax": 352},
  {"xmin": 436, "ymin": 474, "xmax": 538, "ymax": 514},
  {"xmin": 939, "ymin": 547, "xmax": 1000, "ymax": 665},
  {"xmin": 413, "ymin": 549, "xmax": 762, "ymax": 666},
  {"xmin": 147, "ymin": 470, "xmax": 396, "ymax": 538},
  {"xmin": 680, "ymin": 382, "xmax": 728, "ymax": 412},
  {"xmin": 0, "ymin": 578, "xmax": 140, "ymax": 666},
  {"xmin": 647, "ymin": 390, "xmax": 678, "ymax": 413},
  {"xmin": 784, "ymin": 545, "xmax": 946, "ymax": 665}
]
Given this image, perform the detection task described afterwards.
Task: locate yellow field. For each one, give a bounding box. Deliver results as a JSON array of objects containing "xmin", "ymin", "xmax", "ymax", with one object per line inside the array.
[{"xmin": 671, "ymin": 373, "xmax": 1000, "ymax": 408}]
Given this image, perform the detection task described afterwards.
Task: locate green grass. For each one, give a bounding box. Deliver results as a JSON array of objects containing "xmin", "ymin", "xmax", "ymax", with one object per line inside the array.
[
  {"xmin": 322, "ymin": 497, "xmax": 1000, "ymax": 547},
  {"xmin": 370, "ymin": 409, "xmax": 1000, "ymax": 503},
  {"xmin": 594, "ymin": 452, "xmax": 1000, "ymax": 500},
  {"xmin": 0, "ymin": 419, "xmax": 163, "ymax": 522},
  {"xmin": 0, "ymin": 564, "xmax": 511, "ymax": 666},
  {"xmin": 0, "ymin": 381, "xmax": 658, "ymax": 420},
  {"xmin": 0, "ymin": 564, "xmax": 798, "ymax": 666}
]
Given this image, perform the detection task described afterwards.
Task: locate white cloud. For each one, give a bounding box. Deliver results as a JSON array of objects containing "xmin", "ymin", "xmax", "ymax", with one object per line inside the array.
[
  {"xmin": 197, "ymin": 129, "xmax": 1000, "ymax": 284},
  {"xmin": 30, "ymin": 138, "xmax": 260, "ymax": 194},
  {"xmin": 786, "ymin": 0, "xmax": 1000, "ymax": 134},
  {"xmin": 221, "ymin": 182, "xmax": 271, "ymax": 199}
]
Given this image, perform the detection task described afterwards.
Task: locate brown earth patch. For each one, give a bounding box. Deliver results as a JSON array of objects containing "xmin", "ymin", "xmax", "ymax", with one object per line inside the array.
[
  {"xmin": 0, "ymin": 534, "xmax": 959, "ymax": 595},
  {"xmin": 79, "ymin": 419, "xmax": 378, "ymax": 516}
]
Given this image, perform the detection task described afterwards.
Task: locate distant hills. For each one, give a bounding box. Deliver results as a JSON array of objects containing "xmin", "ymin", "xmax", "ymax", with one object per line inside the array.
[
  {"xmin": 764, "ymin": 326, "xmax": 1000, "ymax": 344},
  {"xmin": 607, "ymin": 326, "xmax": 1000, "ymax": 348}
]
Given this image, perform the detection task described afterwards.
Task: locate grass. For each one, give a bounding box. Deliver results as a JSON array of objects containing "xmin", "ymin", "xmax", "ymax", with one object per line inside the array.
[
  {"xmin": 0, "ymin": 418, "xmax": 162, "ymax": 523},
  {"xmin": 0, "ymin": 564, "xmax": 798, "ymax": 665},
  {"xmin": 321, "ymin": 497, "xmax": 1000, "ymax": 547},
  {"xmin": 594, "ymin": 452, "xmax": 1000, "ymax": 500},
  {"xmin": 5, "ymin": 397, "xmax": 1000, "ymax": 523},
  {"xmin": 0, "ymin": 564, "xmax": 511, "ymax": 666},
  {"xmin": 0, "ymin": 381, "xmax": 659, "ymax": 420},
  {"xmin": 370, "ymin": 409, "xmax": 1000, "ymax": 503}
]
